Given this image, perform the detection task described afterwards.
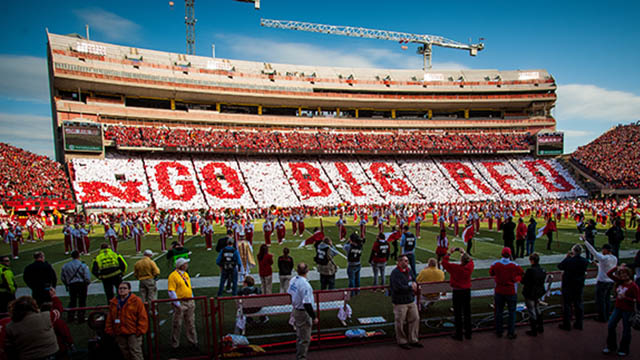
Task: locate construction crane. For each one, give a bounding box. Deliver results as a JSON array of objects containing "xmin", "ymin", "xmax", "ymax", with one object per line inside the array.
[
  {"xmin": 170, "ymin": 0, "xmax": 260, "ymax": 55},
  {"xmin": 260, "ymin": 18, "xmax": 484, "ymax": 71}
]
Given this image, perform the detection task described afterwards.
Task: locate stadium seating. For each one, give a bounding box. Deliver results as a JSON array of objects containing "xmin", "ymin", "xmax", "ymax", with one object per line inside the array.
[
  {"xmin": 192, "ymin": 156, "xmax": 257, "ymax": 209},
  {"xmin": 68, "ymin": 154, "xmax": 587, "ymax": 209},
  {"xmin": 318, "ymin": 158, "xmax": 385, "ymax": 205},
  {"xmin": 570, "ymin": 123, "xmax": 640, "ymax": 189},
  {"xmin": 70, "ymin": 154, "xmax": 152, "ymax": 208},
  {"xmin": 509, "ymin": 157, "xmax": 588, "ymax": 198},
  {"xmin": 102, "ymin": 125, "xmax": 531, "ymax": 154},
  {"xmin": 396, "ymin": 158, "xmax": 462, "ymax": 204},
  {"xmin": 472, "ymin": 158, "xmax": 541, "ymax": 201},
  {"xmin": 0, "ymin": 142, "xmax": 73, "ymax": 202},
  {"xmin": 144, "ymin": 156, "xmax": 208, "ymax": 210}
]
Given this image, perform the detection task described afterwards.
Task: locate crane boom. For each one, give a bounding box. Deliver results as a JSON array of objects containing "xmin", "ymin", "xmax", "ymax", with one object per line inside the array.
[{"xmin": 260, "ymin": 18, "xmax": 484, "ymax": 70}]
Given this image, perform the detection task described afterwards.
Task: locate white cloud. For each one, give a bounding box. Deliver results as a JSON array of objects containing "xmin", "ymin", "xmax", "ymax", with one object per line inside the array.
[
  {"xmin": 557, "ymin": 129, "xmax": 593, "ymax": 138},
  {"xmin": 0, "ymin": 55, "xmax": 49, "ymax": 103},
  {"xmin": 556, "ymin": 84, "xmax": 640, "ymax": 122},
  {"xmin": 0, "ymin": 113, "xmax": 55, "ymax": 158},
  {"xmin": 218, "ymin": 35, "xmax": 468, "ymax": 70},
  {"xmin": 555, "ymin": 84, "xmax": 640, "ymax": 153},
  {"xmin": 74, "ymin": 8, "xmax": 140, "ymax": 42}
]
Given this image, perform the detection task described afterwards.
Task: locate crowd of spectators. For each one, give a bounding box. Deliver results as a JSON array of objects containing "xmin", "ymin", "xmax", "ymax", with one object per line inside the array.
[
  {"xmin": 509, "ymin": 157, "xmax": 588, "ymax": 199},
  {"xmin": 103, "ymin": 125, "xmax": 532, "ymax": 154},
  {"xmin": 0, "ymin": 143, "xmax": 73, "ymax": 201},
  {"xmin": 70, "ymin": 154, "xmax": 588, "ymax": 209},
  {"xmin": 571, "ymin": 123, "xmax": 640, "ymax": 189}
]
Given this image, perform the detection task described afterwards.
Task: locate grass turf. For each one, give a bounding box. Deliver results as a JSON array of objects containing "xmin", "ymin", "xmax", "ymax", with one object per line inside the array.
[{"xmin": 3, "ymin": 214, "xmax": 639, "ymax": 288}]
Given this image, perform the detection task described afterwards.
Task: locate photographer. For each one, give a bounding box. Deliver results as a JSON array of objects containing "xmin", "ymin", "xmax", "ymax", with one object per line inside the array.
[{"xmin": 442, "ymin": 247, "xmax": 474, "ymax": 341}]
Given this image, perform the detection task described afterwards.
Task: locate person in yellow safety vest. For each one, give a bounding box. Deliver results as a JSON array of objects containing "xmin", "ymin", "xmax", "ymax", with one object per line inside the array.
[
  {"xmin": 92, "ymin": 243, "xmax": 128, "ymax": 302},
  {"xmin": 0, "ymin": 255, "xmax": 17, "ymax": 313}
]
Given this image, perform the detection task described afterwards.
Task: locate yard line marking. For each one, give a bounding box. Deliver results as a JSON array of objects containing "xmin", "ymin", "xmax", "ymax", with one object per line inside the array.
[{"xmin": 122, "ymin": 235, "xmax": 198, "ymax": 280}]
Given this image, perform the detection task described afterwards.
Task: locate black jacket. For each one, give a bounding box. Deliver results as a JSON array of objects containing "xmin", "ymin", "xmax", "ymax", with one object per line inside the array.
[
  {"xmin": 527, "ymin": 221, "xmax": 537, "ymax": 241},
  {"xmin": 605, "ymin": 225, "xmax": 624, "ymax": 245},
  {"xmin": 557, "ymin": 255, "xmax": 589, "ymax": 290},
  {"xmin": 585, "ymin": 223, "xmax": 597, "ymax": 242},
  {"xmin": 502, "ymin": 220, "xmax": 516, "ymax": 242},
  {"xmin": 521, "ymin": 264, "xmax": 546, "ymax": 300},
  {"xmin": 23, "ymin": 261, "xmax": 57, "ymax": 292},
  {"xmin": 389, "ymin": 267, "xmax": 415, "ymax": 305}
]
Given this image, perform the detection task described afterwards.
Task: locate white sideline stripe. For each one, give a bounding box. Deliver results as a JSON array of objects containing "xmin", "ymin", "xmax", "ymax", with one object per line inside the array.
[{"xmin": 15, "ymin": 248, "xmax": 637, "ymax": 298}]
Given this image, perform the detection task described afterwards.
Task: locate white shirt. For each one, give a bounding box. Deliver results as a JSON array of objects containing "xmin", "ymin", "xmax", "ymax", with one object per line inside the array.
[
  {"xmin": 288, "ymin": 275, "xmax": 314, "ymax": 310},
  {"xmin": 584, "ymin": 240, "xmax": 616, "ymax": 283}
]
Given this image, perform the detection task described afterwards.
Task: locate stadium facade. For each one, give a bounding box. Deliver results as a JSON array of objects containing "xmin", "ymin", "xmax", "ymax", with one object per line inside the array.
[{"xmin": 46, "ymin": 33, "xmax": 585, "ymax": 210}]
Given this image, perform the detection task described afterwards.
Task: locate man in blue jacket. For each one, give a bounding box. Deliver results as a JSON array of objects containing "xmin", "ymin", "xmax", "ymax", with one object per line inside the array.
[{"xmin": 216, "ymin": 239, "xmax": 242, "ymax": 296}]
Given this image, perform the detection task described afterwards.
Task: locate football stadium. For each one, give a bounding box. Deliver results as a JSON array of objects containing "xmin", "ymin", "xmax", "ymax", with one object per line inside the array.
[{"xmin": 1, "ymin": 2, "xmax": 639, "ymax": 360}]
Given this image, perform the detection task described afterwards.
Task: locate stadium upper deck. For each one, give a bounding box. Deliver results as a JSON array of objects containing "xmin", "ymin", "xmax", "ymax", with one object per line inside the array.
[{"xmin": 47, "ymin": 33, "xmax": 558, "ymax": 161}]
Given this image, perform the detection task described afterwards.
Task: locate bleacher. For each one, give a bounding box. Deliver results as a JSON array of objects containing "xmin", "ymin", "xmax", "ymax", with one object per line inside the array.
[
  {"xmin": 103, "ymin": 124, "xmax": 532, "ymax": 155},
  {"xmin": 0, "ymin": 142, "xmax": 73, "ymax": 203},
  {"xmin": 570, "ymin": 123, "xmax": 640, "ymax": 190},
  {"xmin": 69, "ymin": 153, "xmax": 587, "ymax": 209}
]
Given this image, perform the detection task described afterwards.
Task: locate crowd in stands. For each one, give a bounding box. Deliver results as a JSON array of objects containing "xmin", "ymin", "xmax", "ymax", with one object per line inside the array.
[
  {"xmin": 103, "ymin": 125, "xmax": 532, "ymax": 154},
  {"xmin": 571, "ymin": 123, "xmax": 640, "ymax": 189},
  {"xmin": 69, "ymin": 154, "xmax": 587, "ymax": 209},
  {"xmin": 0, "ymin": 143, "xmax": 73, "ymax": 201},
  {"xmin": 509, "ymin": 157, "xmax": 588, "ymax": 199}
]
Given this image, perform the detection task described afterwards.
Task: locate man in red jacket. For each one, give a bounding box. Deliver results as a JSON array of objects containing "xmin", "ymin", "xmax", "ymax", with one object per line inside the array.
[
  {"xmin": 515, "ymin": 218, "xmax": 527, "ymax": 259},
  {"xmin": 442, "ymin": 247, "xmax": 474, "ymax": 341},
  {"xmin": 490, "ymin": 247, "xmax": 524, "ymax": 339}
]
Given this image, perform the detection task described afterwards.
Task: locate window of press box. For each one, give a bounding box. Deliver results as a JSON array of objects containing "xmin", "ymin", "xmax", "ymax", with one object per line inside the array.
[
  {"xmin": 262, "ymin": 107, "xmax": 298, "ymax": 117},
  {"xmin": 125, "ymin": 97, "xmax": 171, "ymax": 110},
  {"xmin": 58, "ymin": 90, "xmax": 87, "ymax": 102},
  {"xmin": 219, "ymin": 104, "xmax": 258, "ymax": 115}
]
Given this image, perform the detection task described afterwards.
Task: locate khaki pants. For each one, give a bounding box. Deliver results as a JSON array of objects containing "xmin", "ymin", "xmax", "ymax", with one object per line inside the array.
[
  {"xmin": 393, "ymin": 302, "xmax": 420, "ymax": 345},
  {"xmin": 115, "ymin": 334, "xmax": 143, "ymax": 360},
  {"xmin": 139, "ymin": 278, "xmax": 157, "ymax": 303},
  {"xmin": 171, "ymin": 300, "xmax": 197, "ymax": 348},
  {"xmin": 293, "ymin": 309, "xmax": 312, "ymax": 360},
  {"xmin": 261, "ymin": 275, "xmax": 273, "ymax": 295},
  {"xmin": 279, "ymin": 275, "xmax": 292, "ymax": 293}
]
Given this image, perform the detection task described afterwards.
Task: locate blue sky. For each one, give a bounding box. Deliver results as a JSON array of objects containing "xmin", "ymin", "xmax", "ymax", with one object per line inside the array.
[{"xmin": 1, "ymin": 0, "xmax": 639, "ymax": 158}]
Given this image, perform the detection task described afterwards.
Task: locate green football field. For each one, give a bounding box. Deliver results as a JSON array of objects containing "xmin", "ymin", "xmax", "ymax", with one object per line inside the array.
[{"xmin": 3, "ymin": 213, "xmax": 639, "ymax": 288}]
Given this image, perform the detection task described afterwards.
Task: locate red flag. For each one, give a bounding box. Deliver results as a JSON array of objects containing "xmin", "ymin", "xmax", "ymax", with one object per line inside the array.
[
  {"xmin": 462, "ymin": 224, "xmax": 474, "ymax": 244},
  {"xmin": 299, "ymin": 229, "xmax": 324, "ymax": 248},
  {"xmin": 386, "ymin": 231, "xmax": 402, "ymax": 243}
]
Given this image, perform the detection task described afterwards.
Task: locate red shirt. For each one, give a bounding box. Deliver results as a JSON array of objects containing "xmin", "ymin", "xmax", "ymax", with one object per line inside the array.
[
  {"xmin": 516, "ymin": 222, "xmax": 527, "ymax": 241},
  {"xmin": 258, "ymin": 253, "xmax": 273, "ymax": 277},
  {"xmin": 442, "ymin": 255, "xmax": 474, "ymax": 289},
  {"xmin": 490, "ymin": 258, "xmax": 524, "ymax": 296}
]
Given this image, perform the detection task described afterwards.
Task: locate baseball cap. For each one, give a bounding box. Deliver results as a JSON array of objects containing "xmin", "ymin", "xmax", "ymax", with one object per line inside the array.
[{"xmin": 175, "ymin": 258, "xmax": 190, "ymax": 268}]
